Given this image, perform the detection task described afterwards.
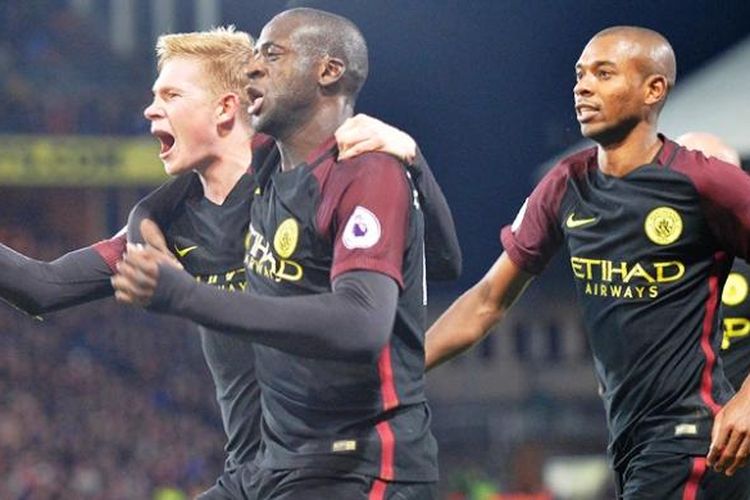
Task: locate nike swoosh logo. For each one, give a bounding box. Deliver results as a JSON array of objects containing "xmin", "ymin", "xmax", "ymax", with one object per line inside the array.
[
  {"xmin": 174, "ymin": 245, "xmax": 198, "ymax": 258},
  {"xmin": 566, "ymin": 213, "xmax": 597, "ymax": 229}
]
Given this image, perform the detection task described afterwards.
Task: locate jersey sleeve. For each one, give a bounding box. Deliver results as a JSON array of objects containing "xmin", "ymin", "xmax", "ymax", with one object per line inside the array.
[
  {"xmin": 683, "ymin": 154, "xmax": 750, "ymax": 260},
  {"xmin": 326, "ymin": 154, "xmax": 411, "ymax": 288},
  {"xmin": 500, "ymin": 161, "xmax": 570, "ymax": 274},
  {"xmin": 91, "ymin": 234, "xmax": 127, "ymax": 273}
]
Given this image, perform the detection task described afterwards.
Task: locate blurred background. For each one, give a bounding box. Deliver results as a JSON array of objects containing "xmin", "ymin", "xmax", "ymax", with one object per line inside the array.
[{"xmin": 0, "ymin": 0, "xmax": 748, "ymax": 498}]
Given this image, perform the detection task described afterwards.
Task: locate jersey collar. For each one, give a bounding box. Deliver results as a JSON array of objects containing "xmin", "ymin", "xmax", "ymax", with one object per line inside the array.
[
  {"xmin": 654, "ymin": 133, "xmax": 679, "ymax": 167},
  {"xmin": 304, "ymin": 135, "xmax": 339, "ymax": 168}
]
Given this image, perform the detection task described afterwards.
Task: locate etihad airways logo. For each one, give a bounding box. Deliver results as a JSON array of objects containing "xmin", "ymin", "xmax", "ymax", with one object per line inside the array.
[
  {"xmin": 571, "ymin": 256, "xmax": 685, "ymax": 299},
  {"xmin": 245, "ymin": 223, "xmax": 303, "ymax": 283},
  {"xmin": 194, "ymin": 267, "xmax": 247, "ymax": 292}
]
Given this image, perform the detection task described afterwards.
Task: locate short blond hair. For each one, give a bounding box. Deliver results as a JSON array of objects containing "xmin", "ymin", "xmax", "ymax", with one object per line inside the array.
[{"xmin": 156, "ymin": 26, "xmax": 253, "ymax": 121}]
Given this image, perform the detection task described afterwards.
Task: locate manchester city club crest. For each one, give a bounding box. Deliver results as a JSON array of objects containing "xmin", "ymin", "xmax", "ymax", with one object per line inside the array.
[
  {"xmin": 274, "ymin": 218, "xmax": 299, "ymax": 258},
  {"xmin": 723, "ymin": 272, "xmax": 748, "ymax": 307},
  {"xmin": 644, "ymin": 206, "xmax": 682, "ymax": 245}
]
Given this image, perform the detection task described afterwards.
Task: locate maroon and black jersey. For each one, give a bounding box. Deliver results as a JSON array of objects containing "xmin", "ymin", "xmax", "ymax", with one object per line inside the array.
[
  {"xmin": 245, "ymin": 136, "xmax": 437, "ymax": 482},
  {"xmin": 720, "ymin": 259, "xmax": 750, "ymax": 392},
  {"xmin": 501, "ymin": 136, "xmax": 750, "ymax": 465}
]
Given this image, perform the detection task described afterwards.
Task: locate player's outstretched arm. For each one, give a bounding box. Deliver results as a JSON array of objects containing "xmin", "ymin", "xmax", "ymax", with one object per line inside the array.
[
  {"xmin": 0, "ymin": 236, "xmax": 124, "ymax": 316},
  {"xmin": 0, "ymin": 173, "xmax": 191, "ymax": 317},
  {"xmin": 336, "ymin": 114, "xmax": 462, "ymax": 280},
  {"xmin": 425, "ymin": 252, "xmax": 532, "ymax": 370},
  {"xmin": 112, "ymin": 251, "xmax": 396, "ymax": 361},
  {"xmin": 0, "ymin": 170, "xmax": 196, "ymax": 317}
]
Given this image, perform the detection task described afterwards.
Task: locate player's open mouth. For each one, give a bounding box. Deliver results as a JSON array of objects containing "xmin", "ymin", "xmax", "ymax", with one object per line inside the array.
[
  {"xmin": 246, "ymin": 87, "xmax": 265, "ymax": 116},
  {"xmin": 248, "ymin": 97, "xmax": 264, "ymax": 116},
  {"xmin": 153, "ymin": 131, "xmax": 176, "ymax": 158}
]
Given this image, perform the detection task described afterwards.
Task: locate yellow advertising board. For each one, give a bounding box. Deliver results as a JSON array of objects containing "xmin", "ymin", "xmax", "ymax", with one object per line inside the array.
[{"xmin": 0, "ymin": 135, "xmax": 167, "ymax": 186}]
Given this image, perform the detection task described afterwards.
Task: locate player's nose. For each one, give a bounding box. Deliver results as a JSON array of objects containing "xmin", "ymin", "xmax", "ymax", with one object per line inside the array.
[
  {"xmin": 143, "ymin": 100, "xmax": 162, "ymax": 120},
  {"xmin": 574, "ymin": 74, "xmax": 593, "ymax": 97}
]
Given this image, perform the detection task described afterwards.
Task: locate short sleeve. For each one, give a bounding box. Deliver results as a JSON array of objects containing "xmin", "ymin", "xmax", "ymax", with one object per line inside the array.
[
  {"xmin": 328, "ymin": 154, "xmax": 411, "ymax": 287},
  {"xmin": 500, "ymin": 161, "xmax": 572, "ymax": 274}
]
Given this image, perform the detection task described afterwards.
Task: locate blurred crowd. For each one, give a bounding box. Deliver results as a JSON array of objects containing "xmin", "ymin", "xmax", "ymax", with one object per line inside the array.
[
  {"xmin": 0, "ymin": 1, "xmax": 150, "ymax": 135},
  {"xmin": 0, "ymin": 229, "xmax": 225, "ymax": 499}
]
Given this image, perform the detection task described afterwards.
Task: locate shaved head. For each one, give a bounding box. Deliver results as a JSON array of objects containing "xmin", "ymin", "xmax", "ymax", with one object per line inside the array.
[
  {"xmin": 591, "ymin": 26, "xmax": 677, "ymax": 89},
  {"xmin": 676, "ymin": 132, "xmax": 742, "ymax": 167},
  {"xmin": 270, "ymin": 8, "xmax": 369, "ymax": 102}
]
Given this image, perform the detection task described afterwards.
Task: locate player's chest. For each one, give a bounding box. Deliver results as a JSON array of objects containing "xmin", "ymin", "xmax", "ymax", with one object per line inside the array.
[
  {"xmin": 245, "ymin": 178, "xmax": 331, "ymax": 288},
  {"xmin": 560, "ymin": 169, "xmax": 714, "ymax": 261},
  {"xmin": 166, "ymin": 203, "xmax": 249, "ymax": 290}
]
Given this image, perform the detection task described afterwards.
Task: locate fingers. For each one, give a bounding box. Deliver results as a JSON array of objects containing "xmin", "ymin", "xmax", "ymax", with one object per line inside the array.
[
  {"xmin": 339, "ymin": 138, "xmax": 382, "ymax": 161},
  {"xmin": 708, "ymin": 410, "xmax": 727, "ymax": 467},
  {"xmin": 111, "ymin": 245, "xmax": 160, "ymax": 306},
  {"xmin": 708, "ymin": 402, "xmax": 750, "ymax": 476},
  {"xmin": 140, "ymin": 220, "xmax": 183, "ymax": 269},
  {"xmin": 725, "ymin": 437, "xmax": 750, "ymax": 476},
  {"xmin": 713, "ymin": 427, "xmax": 743, "ymax": 473},
  {"xmin": 708, "ymin": 435, "xmax": 727, "ymax": 468},
  {"xmin": 336, "ymin": 113, "xmax": 417, "ymax": 164},
  {"xmin": 336, "ymin": 114, "xmax": 385, "ymax": 160},
  {"xmin": 141, "ymin": 219, "xmax": 169, "ymax": 252}
]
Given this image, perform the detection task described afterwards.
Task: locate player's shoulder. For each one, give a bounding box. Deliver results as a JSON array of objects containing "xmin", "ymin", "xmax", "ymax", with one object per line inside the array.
[
  {"xmin": 554, "ymin": 146, "xmax": 597, "ymax": 177},
  {"xmin": 667, "ymin": 137, "xmax": 746, "ymax": 192},
  {"xmin": 669, "ymin": 138, "xmax": 713, "ymax": 172},
  {"xmin": 332, "ymin": 151, "xmax": 406, "ymax": 183},
  {"xmin": 533, "ymin": 146, "xmax": 597, "ymax": 196}
]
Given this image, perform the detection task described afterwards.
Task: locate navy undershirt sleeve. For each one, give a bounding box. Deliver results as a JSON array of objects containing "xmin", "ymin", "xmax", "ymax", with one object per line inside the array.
[
  {"xmin": 149, "ymin": 267, "xmax": 397, "ymax": 361},
  {"xmin": 0, "ymin": 245, "xmax": 114, "ymax": 316},
  {"xmin": 409, "ymin": 148, "xmax": 462, "ymax": 280}
]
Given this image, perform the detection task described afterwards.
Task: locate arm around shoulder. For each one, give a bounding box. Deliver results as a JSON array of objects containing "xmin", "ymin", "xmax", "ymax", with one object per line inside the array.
[{"xmin": 411, "ymin": 148, "xmax": 462, "ymax": 281}]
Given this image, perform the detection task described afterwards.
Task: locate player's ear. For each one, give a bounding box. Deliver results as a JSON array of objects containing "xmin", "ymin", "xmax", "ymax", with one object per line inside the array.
[
  {"xmin": 216, "ymin": 93, "xmax": 240, "ymax": 127},
  {"xmin": 319, "ymin": 55, "xmax": 345, "ymax": 89},
  {"xmin": 643, "ymin": 74, "xmax": 668, "ymax": 107}
]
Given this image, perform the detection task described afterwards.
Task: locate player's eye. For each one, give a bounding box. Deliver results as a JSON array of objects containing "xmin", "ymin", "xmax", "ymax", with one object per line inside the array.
[{"xmin": 597, "ymin": 70, "xmax": 612, "ymax": 80}]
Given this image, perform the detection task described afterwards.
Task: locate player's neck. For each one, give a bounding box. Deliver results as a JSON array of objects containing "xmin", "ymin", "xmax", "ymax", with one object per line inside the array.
[
  {"xmin": 197, "ymin": 142, "xmax": 251, "ymax": 205},
  {"xmin": 277, "ymin": 100, "xmax": 353, "ymax": 171},
  {"xmin": 596, "ymin": 124, "xmax": 662, "ymax": 177}
]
